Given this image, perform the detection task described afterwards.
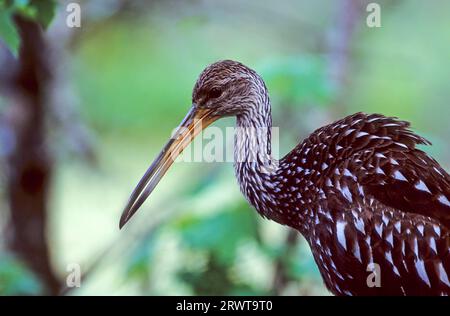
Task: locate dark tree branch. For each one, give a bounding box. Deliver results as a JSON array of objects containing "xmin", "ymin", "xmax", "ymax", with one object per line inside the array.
[{"xmin": 3, "ymin": 15, "xmax": 61, "ymax": 295}]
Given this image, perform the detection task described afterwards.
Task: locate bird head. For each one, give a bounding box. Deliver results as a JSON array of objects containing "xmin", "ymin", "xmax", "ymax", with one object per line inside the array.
[
  {"xmin": 119, "ymin": 60, "xmax": 265, "ymax": 228},
  {"xmin": 192, "ymin": 60, "xmax": 267, "ymax": 117}
]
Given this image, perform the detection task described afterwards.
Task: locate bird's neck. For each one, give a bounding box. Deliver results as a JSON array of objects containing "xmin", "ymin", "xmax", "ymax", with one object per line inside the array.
[
  {"xmin": 235, "ymin": 106, "xmax": 273, "ymax": 167},
  {"xmin": 234, "ymin": 98, "xmax": 284, "ymax": 223}
]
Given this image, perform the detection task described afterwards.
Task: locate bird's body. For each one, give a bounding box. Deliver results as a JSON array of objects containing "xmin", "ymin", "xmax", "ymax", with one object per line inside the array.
[
  {"xmin": 235, "ymin": 110, "xmax": 450, "ymax": 295},
  {"xmin": 120, "ymin": 60, "xmax": 450, "ymax": 296}
]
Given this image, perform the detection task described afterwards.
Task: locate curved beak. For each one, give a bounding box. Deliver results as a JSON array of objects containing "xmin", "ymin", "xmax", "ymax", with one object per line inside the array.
[{"xmin": 119, "ymin": 105, "xmax": 218, "ymax": 229}]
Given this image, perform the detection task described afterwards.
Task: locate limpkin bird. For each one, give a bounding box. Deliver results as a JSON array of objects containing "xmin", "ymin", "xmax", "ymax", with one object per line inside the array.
[{"xmin": 120, "ymin": 60, "xmax": 450, "ymax": 296}]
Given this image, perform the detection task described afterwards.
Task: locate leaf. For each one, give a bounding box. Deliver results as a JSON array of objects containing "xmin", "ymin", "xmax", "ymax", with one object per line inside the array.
[
  {"xmin": 0, "ymin": 0, "xmax": 56, "ymax": 56},
  {"xmin": 0, "ymin": 254, "xmax": 43, "ymax": 295},
  {"xmin": 0, "ymin": 9, "xmax": 19, "ymax": 56},
  {"xmin": 30, "ymin": 0, "xmax": 56, "ymax": 29}
]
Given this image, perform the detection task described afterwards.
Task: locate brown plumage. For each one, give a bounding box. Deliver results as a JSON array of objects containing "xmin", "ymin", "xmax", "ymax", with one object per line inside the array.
[{"xmin": 120, "ymin": 60, "xmax": 450, "ymax": 295}]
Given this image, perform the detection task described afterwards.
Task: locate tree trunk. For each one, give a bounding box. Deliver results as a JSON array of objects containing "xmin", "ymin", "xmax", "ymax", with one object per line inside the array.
[{"xmin": 4, "ymin": 15, "xmax": 60, "ymax": 295}]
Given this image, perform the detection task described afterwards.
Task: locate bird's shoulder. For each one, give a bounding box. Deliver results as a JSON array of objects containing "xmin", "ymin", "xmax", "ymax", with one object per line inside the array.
[
  {"xmin": 283, "ymin": 112, "xmax": 450, "ymax": 229},
  {"xmin": 291, "ymin": 112, "xmax": 431, "ymax": 164}
]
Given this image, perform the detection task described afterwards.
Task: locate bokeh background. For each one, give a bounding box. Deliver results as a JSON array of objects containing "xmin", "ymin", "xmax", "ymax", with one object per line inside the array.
[{"xmin": 0, "ymin": 0, "xmax": 449, "ymax": 295}]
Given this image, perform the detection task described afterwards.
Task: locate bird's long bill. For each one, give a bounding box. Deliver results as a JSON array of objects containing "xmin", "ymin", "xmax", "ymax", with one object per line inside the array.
[{"xmin": 119, "ymin": 106, "xmax": 218, "ymax": 229}]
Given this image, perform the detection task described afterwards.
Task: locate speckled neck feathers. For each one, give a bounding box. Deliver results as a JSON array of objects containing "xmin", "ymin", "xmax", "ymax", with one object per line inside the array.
[{"xmin": 233, "ymin": 77, "xmax": 283, "ymax": 223}]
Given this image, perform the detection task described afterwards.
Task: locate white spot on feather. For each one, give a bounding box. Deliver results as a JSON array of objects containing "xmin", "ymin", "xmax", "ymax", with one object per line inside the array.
[
  {"xmin": 341, "ymin": 185, "xmax": 353, "ymax": 203},
  {"xmin": 368, "ymin": 117, "xmax": 383, "ymax": 123},
  {"xmin": 393, "ymin": 170, "xmax": 407, "ymax": 181},
  {"xmin": 375, "ymin": 167, "xmax": 385, "ymax": 175},
  {"xmin": 353, "ymin": 241, "xmax": 362, "ymax": 263},
  {"xmin": 416, "ymin": 224, "xmax": 424, "ymax": 236},
  {"xmin": 392, "ymin": 265, "xmax": 401, "ymax": 277},
  {"xmin": 382, "ymin": 214, "xmax": 390, "ymax": 226},
  {"xmin": 433, "ymin": 225, "xmax": 441, "ymax": 236},
  {"xmin": 394, "ymin": 221, "xmax": 401, "ymax": 233},
  {"xmin": 395, "ymin": 142, "xmax": 408, "ymax": 149},
  {"xmin": 386, "ymin": 230, "xmax": 394, "ymax": 247},
  {"xmin": 343, "ymin": 169, "xmax": 352, "ymax": 177},
  {"xmin": 437, "ymin": 195, "xmax": 450, "ymax": 207},
  {"xmin": 415, "ymin": 260, "xmax": 431, "ymax": 288},
  {"xmin": 433, "ymin": 167, "xmax": 444, "ymax": 177},
  {"xmin": 358, "ymin": 185, "xmax": 364, "ymax": 196},
  {"xmin": 385, "ymin": 250, "xmax": 394, "ymax": 265},
  {"xmin": 400, "ymin": 286, "xmax": 406, "ymax": 295},
  {"xmin": 355, "ymin": 217, "xmax": 365, "ymax": 234},
  {"xmin": 415, "ymin": 180, "xmax": 431, "ymax": 194},
  {"xmin": 336, "ymin": 221, "xmax": 347, "ymax": 251},
  {"xmin": 429, "ymin": 238, "xmax": 437, "ymax": 253},
  {"xmin": 343, "ymin": 129, "xmax": 355, "ymax": 136},
  {"xmin": 375, "ymin": 222, "xmax": 383, "ymax": 237},
  {"xmin": 411, "ymin": 238, "xmax": 419, "ymax": 256},
  {"xmin": 356, "ymin": 131, "xmax": 369, "ymax": 138},
  {"xmin": 390, "ymin": 158, "xmax": 399, "ymax": 166},
  {"xmin": 437, "ymin": 262, "xmax": 450, "ymax": 287}
]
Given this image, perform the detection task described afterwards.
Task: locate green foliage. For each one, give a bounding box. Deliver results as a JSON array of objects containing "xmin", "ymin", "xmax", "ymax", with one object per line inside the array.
[
  {"xmin": 174, "ymin": 204, "xmax": 259, "ymax": 265},
  {"xmin": 29, "ymin": 0, "xmax": 56, "ymax": 28},
  {"xmin": 74, "ymin": 20, "xmax": 196, "ymax": 135},
  {"xmin": 0, "ymin": 5, "xmax": 19, "ymax": 55},
  {"xmin": 177, "ymin": 255, "xmax": 265, "ymax": 296},
  {"xmin": 0, "ymin": 0, "xmax": 56, "ymax": 56},
  {"xmin": 285, "ymin": 241, "xmax": 322, "ymax": 281},
  {"xmin": 173, "ymin": 205, "xmax": 269, "ymax": 295},
  {"xmin": 126, "ymin": 231, "xmax": 159, "ymax": 280},
  {"xmin": 0, "ymin": 254, "xmax": 43, "ymax": 295},
  {"xmin": 260, "ymin": 56, "xmax": 334, "ymax": 108}
]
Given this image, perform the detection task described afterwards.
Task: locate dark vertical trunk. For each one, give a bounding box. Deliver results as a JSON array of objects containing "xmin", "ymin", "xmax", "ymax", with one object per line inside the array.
[{"xmin": 4, "ymin": 15, "xmax": 60, "ymax": 295}]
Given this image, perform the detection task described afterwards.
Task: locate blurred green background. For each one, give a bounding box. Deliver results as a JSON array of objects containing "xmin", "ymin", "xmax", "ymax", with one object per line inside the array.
[{"xmin": 0, "ymin": 0, "xmax": 449, "ymax": 295}]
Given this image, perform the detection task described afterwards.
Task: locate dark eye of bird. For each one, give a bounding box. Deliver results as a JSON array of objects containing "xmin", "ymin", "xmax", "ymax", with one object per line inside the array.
[{"xmin": 208, "ymin": 88, "xmax": 223, "ymax": 99}]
